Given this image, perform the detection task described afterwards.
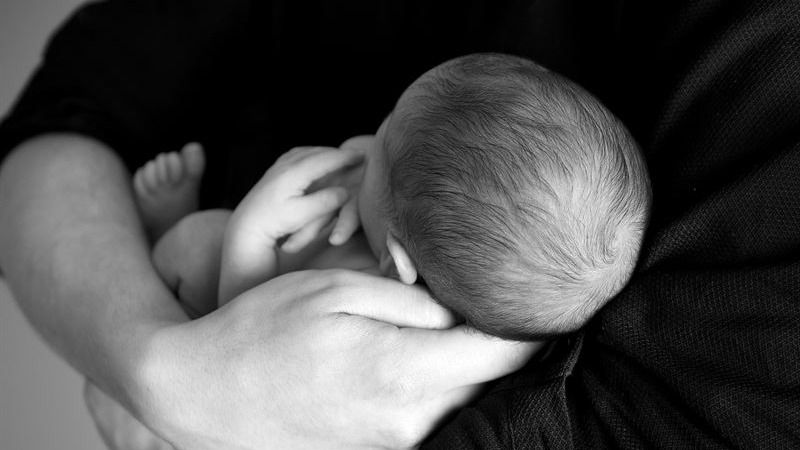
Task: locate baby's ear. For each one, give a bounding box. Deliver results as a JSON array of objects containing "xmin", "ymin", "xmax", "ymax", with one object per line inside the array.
[{"xmin": 386, "ymin": 233, "xmax": 417, "ymax": 285}]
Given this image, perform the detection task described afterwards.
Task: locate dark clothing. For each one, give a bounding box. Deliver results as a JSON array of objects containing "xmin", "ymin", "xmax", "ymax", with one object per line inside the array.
[{"xmin": 2, "ymin": 1, "xmax": 799, "ymax": 448}]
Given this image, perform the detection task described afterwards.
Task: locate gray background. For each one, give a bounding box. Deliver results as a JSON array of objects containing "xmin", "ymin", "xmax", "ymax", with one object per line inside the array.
[{"xmin": 1, "ymin": 0, "xmax": 107, "ymax": 448}]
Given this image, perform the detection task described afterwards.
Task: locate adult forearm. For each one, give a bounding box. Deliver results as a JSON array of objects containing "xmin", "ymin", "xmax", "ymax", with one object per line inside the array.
[{"xmin": 0, "ymin": 134, "xmax": 186, "ymax": 414}]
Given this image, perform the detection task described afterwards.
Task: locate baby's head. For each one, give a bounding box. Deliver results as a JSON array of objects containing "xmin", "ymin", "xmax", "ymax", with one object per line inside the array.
[{"xmin": 358, "ymin": 53, "xmax": 651, "ymax": 340}]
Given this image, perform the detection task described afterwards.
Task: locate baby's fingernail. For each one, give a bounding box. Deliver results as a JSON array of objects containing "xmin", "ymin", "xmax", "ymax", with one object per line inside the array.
[{"xmin": 330, "ymin": 231, "xmax": 343, "ymax": 245}]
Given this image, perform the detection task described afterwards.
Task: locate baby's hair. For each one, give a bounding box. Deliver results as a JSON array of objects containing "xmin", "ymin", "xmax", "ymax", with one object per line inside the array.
[{"xmin": 383, "ymin": 53, "xmax": 651, "ymax": 340}]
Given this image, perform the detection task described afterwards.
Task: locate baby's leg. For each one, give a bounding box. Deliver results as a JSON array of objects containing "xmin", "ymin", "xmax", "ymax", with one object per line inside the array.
[
  {"xmin": 152, "ymin": 210, "xmax": 230, "ymax": 318},
  {"xmin": 132, "ymin": 143, "xmax": 226, "ymax": 316},
  {"xmin": 133, "ymin": 143, "xmax": 205, "ymax": 241}
]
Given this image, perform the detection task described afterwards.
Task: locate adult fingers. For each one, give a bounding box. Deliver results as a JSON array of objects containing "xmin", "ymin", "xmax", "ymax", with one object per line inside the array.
[
  {"xmin": 401, "ymin": 325, "xmax": 541, "ymax": 388},
  {"xmin": 329, "ymin": 274, "xmax": 457, "ymax": 330}
]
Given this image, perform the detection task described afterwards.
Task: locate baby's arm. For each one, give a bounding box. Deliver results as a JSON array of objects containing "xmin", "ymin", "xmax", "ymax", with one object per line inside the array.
[{"xmin": 218, "ymin": 146, "xmax": 363, "ymax": 306}]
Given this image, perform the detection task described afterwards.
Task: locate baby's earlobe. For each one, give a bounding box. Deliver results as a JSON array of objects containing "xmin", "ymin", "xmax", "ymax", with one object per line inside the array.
[{"xmin": 386, "ymin": 233, "xmax": 417, "ymax": 285}]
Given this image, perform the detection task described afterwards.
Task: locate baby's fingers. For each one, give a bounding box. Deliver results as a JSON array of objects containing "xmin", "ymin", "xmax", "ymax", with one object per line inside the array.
[
  {"xmin": 302, "ymin": 185, "xmax": 349, "ymax": 212},
  {"xmin": 329, "ymin": 195, "xmax": 360, "ymax": 245},
  {"xmin": 284, "ymin": 186, "xmax": 349, "ymax": 234},
  {"xmin": 282, "ymin": 215, "xmax": 333, "ymax": 253},
  {"xmin": 287, "ymin": 146, "xmax": 363, "ymax": 192},
  {"xmin": 281, "ymin": 187, "xmax": 348, "ymax": 251}
]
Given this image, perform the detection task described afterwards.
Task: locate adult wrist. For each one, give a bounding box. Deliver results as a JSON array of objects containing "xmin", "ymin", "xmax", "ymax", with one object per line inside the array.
[
  {"xmin": 123, "ymin": 318, "xmax": 198, "ymax": 444},
  {"xmin": 134, "ymin": 316, "xmax": 256, "ymax": 450}
]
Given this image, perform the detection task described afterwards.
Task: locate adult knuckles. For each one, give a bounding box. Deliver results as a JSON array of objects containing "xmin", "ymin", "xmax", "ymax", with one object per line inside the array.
[
  {"xmin": 307, "ymin": 269, "xmax": 365, "ymax": 296},
  {"xmin": 235, "ymin": 269, "xmax": 362, "ymax": 319},
  {"xmin": 371, "ymin": 342, "xmax": 430, "ymax": 407},
  {"xmin": 382, "ymin": 411, "xmax": 431, "ymax": 450},
  {"xmin": 354, "ymin": 382, "xmax": 429, "ymax": 450},
  {"xmin": 253, "ymin": 269, "xmax": 337, "ymax": 297}
]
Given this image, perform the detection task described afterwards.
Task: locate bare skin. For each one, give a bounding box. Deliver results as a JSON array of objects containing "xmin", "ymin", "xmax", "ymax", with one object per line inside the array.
[
  {"xmin": 82, "ymin": 137, "xmax": 536, "ymax": 450},
  {"xmin": 1, "ymin": 135, "xmax": 537, "ymax": 450},
  {"xmin": 133, "ymin": 143, "xmax": 206, "ymax": 241},
  {"xmin": 0, "ymin": 134, "xmax": 187, "ymax": 421}
]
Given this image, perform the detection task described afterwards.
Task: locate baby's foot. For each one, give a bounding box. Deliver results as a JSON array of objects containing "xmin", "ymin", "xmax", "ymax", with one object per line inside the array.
[{"xmin": 133, "ymin": 142, "xmax": 205, "ymax": 241}]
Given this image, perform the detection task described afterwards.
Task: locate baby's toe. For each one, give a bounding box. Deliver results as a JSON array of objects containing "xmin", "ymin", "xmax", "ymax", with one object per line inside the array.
[
  {"xmin": 133, "ymin": 168, "xmax": 150, "ymax": 197},
  {"xmin": 165, "ymin": 152, "xmax": 183, "ymax": 185},
  {"xmin": 181, "ymin": 142, "xmax": 206, "ymax": 180},
  {"xmin": 142, "ymin": 160, "xmax": 160, "ymax": 190},
  {"xmin": 155, "ymin": 153, "xmax": 171, "ymax": 185}
]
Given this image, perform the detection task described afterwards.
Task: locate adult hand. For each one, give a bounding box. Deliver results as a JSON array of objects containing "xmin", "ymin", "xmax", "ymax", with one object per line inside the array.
[
  {"xmin": 84, "ymin": 380, "xmax": 174, "ymax": 450},
  {"xmin": 142, "ymin": 269, "xmax": 539, "ymax": 450}
]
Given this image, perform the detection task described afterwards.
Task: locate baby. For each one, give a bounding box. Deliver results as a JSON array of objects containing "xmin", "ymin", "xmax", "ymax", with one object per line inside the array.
[{"xmin": 135, "ymin": 53, "xmax": 651, "ymax": 340}]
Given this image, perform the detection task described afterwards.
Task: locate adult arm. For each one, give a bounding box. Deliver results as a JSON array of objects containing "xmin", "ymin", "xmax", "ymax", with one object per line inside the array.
[
  {"xmin": 0, "ymin": 0, "xmax": 256, "ymax": 429},
  {"xmin": 0, "ymin": 134, "xmax": 185, "ymax": 419},
  {"xmin": 0, "ymin": 138, "xmax": 537, "ymax": 450},
  {"xmin": 0, "ymin": 5, "xmax": 538, "ymax": 448}
]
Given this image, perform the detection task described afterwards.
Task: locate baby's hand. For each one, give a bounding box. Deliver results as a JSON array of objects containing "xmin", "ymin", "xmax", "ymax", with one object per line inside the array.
[
  {"xmin": 327, "ymin": 135, "xmax": 374, "ymax": 245},
  {"xmin": 233, "ymin": 145, "xmax": 364, "ymax": 253}
]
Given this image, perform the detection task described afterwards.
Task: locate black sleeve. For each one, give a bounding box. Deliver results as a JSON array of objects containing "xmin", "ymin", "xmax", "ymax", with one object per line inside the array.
[
  {"xmin": 424, "ymin": 1, "xmax": 800, "ymax": 448},
  {"xmin": 0, "ymin": 0, "xmax": 255, "ymax": 171}
]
